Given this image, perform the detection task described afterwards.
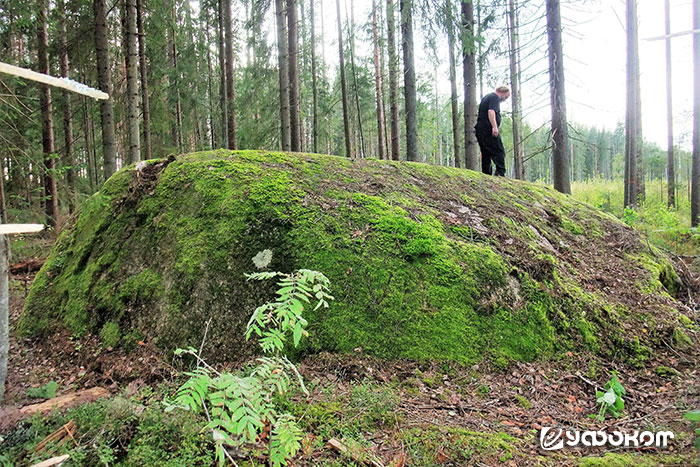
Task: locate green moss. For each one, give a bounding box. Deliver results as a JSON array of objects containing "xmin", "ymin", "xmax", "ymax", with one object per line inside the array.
[
  {"xmin": 672, "ymin": 328, "xmax": 693, "ymax": 350},
  {"xmin": 577, "ymin": 452, "xmax": 697, "ymax": 467},
  {"xmin": 514, "ymin": 394, "xmax": 532, "ymax": 409},
  {"xmin": 20, "ymin": 150, "xmax": 693, "ymax": 365},
  {"xmin": 99, "ymin": 321, "xmax": 121, "ymax": 348},
  {"xmin": 655, "ymin": 365, "xmax": 681, "ymax": 378},
  {"xmin": 401, "ymin": 426, "xmax": 520, "ymax": 465}
]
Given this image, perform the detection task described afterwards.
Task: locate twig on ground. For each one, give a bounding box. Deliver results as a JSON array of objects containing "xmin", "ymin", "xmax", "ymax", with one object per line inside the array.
[{"xmin": 197, "ymin": 318, "xmax": 213, "ymax": 367}]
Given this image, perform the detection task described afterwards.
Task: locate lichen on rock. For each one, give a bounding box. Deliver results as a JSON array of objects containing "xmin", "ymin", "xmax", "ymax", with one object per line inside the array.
[{"xmin": 19, "ymin": 151, "xmax": 696, "ymax": 365}]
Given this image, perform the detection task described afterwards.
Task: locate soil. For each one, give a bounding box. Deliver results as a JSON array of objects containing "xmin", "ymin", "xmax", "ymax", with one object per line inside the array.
[{"xmin": 3, "ymin": 271, "xmax": 699, "ymax": 466}]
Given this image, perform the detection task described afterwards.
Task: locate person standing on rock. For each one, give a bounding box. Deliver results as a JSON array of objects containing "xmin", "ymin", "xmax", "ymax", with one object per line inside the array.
[{"xmin": 475, "ymin": 86, "xmax": 510, "ymax": 177}]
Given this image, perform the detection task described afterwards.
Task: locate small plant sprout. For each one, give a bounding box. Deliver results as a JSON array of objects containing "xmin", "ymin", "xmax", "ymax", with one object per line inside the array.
[
  {"xmin": 591, "ymin": 372, "xmax": 626, "ymax": 422},
  {"xmin": 166, "ymin": 269, "xmax": 333, "ymax": 467}
]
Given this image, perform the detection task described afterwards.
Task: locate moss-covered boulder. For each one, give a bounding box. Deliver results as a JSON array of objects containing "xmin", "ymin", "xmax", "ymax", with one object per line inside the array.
[{"xmin": 20, "ymin": 150, "xmax": 696, "ymax": 364}]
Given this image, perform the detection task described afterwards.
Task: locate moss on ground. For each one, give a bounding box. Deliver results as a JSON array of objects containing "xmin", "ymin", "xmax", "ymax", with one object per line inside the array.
[{"xmin": 19, "ymin": 151, "xmax": 695, "ymax": 365}]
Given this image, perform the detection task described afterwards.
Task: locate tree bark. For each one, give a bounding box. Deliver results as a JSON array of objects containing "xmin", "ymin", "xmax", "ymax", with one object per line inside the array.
[
  {"xmin": 372, "ymin": 0, "xmax": 386, "ymax": 160},
  {"xmin": 310, "ymin": 0, "xmax": 319, "ymax": 153},
  {"xmin": 58, "ymin": 0, "xmax": 76, "ymax": 213},
  {"xmin": 401, "ymin": 0, "xmax": 418, "ymax": 162},
  {"xmin": 348, "ymin": 0, "xmax": 365, "ymax": 158},
  {"xmin": 462, "ymin": 1, "xmax": 478, "ymax": 170},
  {"xmin": 39, "ymin": 0, "xmax": 59, "ymax": 226},
  {"xmin": 446, "ymin": 0, "xmax": 460, "ymax": 168},
  {"xmin": 169, "ymin": 2, "xmax": 183, "ymax": 152},
  {"xmin": 81, "ymin": 94, "xmax": 95, "ymax": 193},
  {"xmin": 546, "ymin": 0, "xmax": 571, "ymax": 194},
  {"xmin": 508, "ymin": 0, "xmax": 524, "ymax": 179},
  {"xmin": 136, "ymin": 0, "xmax": 152, "ymax": 159},
  {"xmin": 624, "ymin": 0, "xmax": 642, "ymax": 206},
  {"xmin": 218, "ymin": 0, "xmax": 228, "ymax": 149},
  {"xmin": 288, "ymin": 0, "xmax": 301, "ymax": 151},
  {"xmin": 692, "ymin": 0, "xmax": 700, "ymax": 226},
  {"xmin": 93, "ymin": 0, "xmax": 117, "ymax": 179},
  {"xmin": 124, "ymin": 0, "xmax": 141, "ymax": 164},
  {"xmin": 223, "ymin": 0, "xmax": 237, "ymax": 150},
  {"xmin": 665, "ymin": 0, "xmax": 675, "ymax": 208},
  {"xmin": 336, "ymin": 0, "xmax": 353, "ymax": 158},
  {"xmin": 275, "ymin": 0, "xmax": 291, "ymax": 150},
  {"xmin": 387, "ymin": 0, "xmax": 400, "ymax": 161}
]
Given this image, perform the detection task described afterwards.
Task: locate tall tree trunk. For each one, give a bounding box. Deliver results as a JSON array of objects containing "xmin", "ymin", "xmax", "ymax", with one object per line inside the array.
[
  {"xmin": 372, "ymin": 0, "xmax": 386, "ymax": 160},
  {"xmin": 379, "ymin": 3, "xmax": 390, "ymax": 159},
  {"xmin": 508, "ymin": 0, "xmax": 524, "ymax": 179},
  {"xmin": 624, "ymin": 0, "xmax": 641, "ymax": 206},
  {"xmin": 218, "ymin": 0, "xmax": 228, "ymax": 149},
  {"xmin": 476, "ymin": 0, "xmax": 483, "ymax": 98},
  {"xmin": 81, "ymin": 94, "xmax": 96, "ymax": 193},
  {"xmin": 446, "ymin": 0, "xmax": 460, "ymax": 168},
  {"xmin": 124, "ymin": 0, "xmax": 141, "ymax": 164},
  {"xmin": 288, "ymin": 0, "xmax": 301, "ymax": 151},
  {"xmin": 349, "ymin": 0, "xmax": 365, "ymax": 157},
  {"xmin": 546, "ymin": 0, "xmax": 571, "ymax": 194},
  {"xmin": 94, "ymin": 0, "xmax": 117, "ymax": 179},
  {"xmin": 205, "ymin": 7, "xmax": 216, "ymax": 150},
  {"xmin": 223, "ymin": 0, "xmax": 237, "ymax": 150},
  {"xmin": 58, "ymin": 0, "xmax": 76, "ymax": 213},
  {"xmin": 462, "ymin": 1, "xmax": 478, "ymax": 170},
  {"xmin": 136, "ymin": 0, "xmax": 152, "ymax": 159},
  {"xmin": 387, "ymin": 0, "xmax": 400, "ymax": 161},
  {"xmin": 169, "ymin": 2, "xmax": 183, "ymax": 152},
  {"xmin": 401, "ymin": 0, "xmax": 418, "ymax": 162},
  {"xmin": 311, "ymin": 0, "xmax": 319, "ymax": 153},
  {"xmin": 665, "ymin": 0, "xmax": 675, "ymax": 208},
  {"xmin": 336, "ymin": 0, "xmax": 353, "ymax": 158},
  {"xmin": 275, "ymin": 0, "xmax": 291, "ymax": 150},
  {"xmin": 692, "ymin": 0, "xmax": 700, "ymax": 226},
  {"xmin": 38, "ymin": 0, "xmax": 58, "ymax": 226}
]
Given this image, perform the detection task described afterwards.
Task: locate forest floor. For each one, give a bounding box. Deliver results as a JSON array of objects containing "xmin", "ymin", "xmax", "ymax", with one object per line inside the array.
[{"xmin": 2, "ymin": 270, "xmax": 699, "ymax": 466}]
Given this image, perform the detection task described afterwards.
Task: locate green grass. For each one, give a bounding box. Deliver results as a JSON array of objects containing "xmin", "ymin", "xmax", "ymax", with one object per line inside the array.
[{"xmin": 571, "ymin": 178, "xmax": 700, "ymax": 257}]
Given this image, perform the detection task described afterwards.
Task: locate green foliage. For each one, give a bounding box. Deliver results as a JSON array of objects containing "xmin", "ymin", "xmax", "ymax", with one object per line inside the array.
[
  {"xmin": 683, "ymin": 410, "xmax": 700, "ymax": 450},
  {"xmin": 592, "ymin": 373, "xmax": 626, "ymax": 421},
  {"xmin": 0, "ymin": 395, "xmax": 214, "ymax": 466},
  {"xmin": 26, "ymin": 381, "xmax": 58, "ymax": 400},
  {"xmin": 166, "ymin": 269, "xmax": 333, "ymax": 466}
]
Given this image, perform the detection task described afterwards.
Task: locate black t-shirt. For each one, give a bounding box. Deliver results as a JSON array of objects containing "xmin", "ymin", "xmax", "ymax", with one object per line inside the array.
[{"xmin": 475, "ymin": 93, "xmax": 501, "ymax": 132}]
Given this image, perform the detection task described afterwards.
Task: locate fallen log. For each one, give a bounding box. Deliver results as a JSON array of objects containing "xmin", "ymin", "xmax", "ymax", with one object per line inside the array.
[
  {"xmin": 0, "ymin": 387, "xmax": 109, "ymax": 431},
  {"xmin": 10, "ymin": 258, "xmax": 45, "ymax": 275}
]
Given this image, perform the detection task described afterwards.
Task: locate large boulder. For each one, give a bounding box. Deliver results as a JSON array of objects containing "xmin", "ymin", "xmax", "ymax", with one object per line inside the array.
[{"xmin": 20, "ymin": 150, "xmax": 695, "ymax": 365}]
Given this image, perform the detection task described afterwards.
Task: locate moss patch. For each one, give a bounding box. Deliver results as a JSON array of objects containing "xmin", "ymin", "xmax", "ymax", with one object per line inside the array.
[{"xmin": 20, "ymin": 151, "xmax": 694, "ymax": 364}]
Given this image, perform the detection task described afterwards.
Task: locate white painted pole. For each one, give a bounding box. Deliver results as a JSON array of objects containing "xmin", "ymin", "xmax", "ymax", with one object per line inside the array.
[
  {"xmin": 0, "ymin": 224, "xmax": 44, "ymax": 402},
  {"xmin": 0, "ymin": 62, "xmax": 108, "ymax": 100}
]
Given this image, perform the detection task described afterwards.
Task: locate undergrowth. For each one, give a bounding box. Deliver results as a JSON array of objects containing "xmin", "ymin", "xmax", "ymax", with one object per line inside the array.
[{"xmin": 571, "ymin": 179, "xmax": 700, "ymax": 258}]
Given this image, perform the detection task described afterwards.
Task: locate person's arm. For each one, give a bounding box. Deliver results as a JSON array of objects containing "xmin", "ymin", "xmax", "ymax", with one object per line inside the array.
[{"xmin": 488, "ymin": 110, "xmax": 499, "ymax": 137}]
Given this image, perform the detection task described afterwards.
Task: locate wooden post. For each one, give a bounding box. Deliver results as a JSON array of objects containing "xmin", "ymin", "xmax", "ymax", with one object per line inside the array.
[{"xmin": 0, "ymin": 224, "xmax": 43, "ymax": 402}]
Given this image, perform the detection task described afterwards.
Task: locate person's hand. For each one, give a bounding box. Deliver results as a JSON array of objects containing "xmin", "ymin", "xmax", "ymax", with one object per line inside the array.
[{"xmin": 492, "ymin": 127, "xmax": 499, "ymax": 137}]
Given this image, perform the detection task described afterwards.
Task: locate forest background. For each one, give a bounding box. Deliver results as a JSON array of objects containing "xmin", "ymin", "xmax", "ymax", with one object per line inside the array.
[{"xmin": 0, "ymin": 0, "xmax": 699, "ymax": 236}]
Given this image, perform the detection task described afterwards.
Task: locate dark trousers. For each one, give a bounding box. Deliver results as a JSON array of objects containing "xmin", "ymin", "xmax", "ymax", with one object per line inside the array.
[{"xmin": 475, "ymin": 129, "xmax": 506, "ymax": 176}]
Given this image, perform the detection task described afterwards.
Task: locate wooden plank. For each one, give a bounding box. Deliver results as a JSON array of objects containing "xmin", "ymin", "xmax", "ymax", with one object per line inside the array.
[
  {"xmin": 0, "ymin": 62, "xmax": 108, "ymax": 100},
  {"xmin": 0, "ymin": 224, "xmax": 44, "ymax": 235}
]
